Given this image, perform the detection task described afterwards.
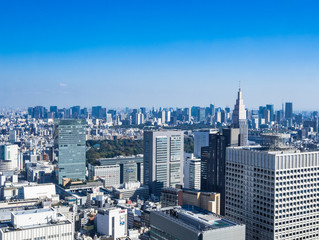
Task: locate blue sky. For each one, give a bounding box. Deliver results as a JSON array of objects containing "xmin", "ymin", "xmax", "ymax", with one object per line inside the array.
[{"xmin": 1, "ymin": 0, "xmax": 319, "ymax": 110}]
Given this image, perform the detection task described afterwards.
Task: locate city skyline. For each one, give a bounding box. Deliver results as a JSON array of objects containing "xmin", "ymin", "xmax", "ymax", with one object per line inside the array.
[{"xmin": 1, "ymin": 1, "xmax": 319, "ymax": 109}]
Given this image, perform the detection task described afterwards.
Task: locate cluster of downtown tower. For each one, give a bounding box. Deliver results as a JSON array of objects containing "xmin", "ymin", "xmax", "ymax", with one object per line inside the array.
[{"xmin": 3, "ymin": 86, "xmax": 319, "ymax": 240}]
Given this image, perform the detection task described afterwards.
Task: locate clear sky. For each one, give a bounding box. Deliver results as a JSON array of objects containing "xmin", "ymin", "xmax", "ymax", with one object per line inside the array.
[{"xmin": 1, "ymin": 0, "xmax": 319, "ymax": 110}]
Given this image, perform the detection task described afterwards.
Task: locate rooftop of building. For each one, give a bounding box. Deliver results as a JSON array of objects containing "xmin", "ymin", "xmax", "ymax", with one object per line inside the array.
[
  {"xmin": 153, "ymin": 206, "xmax": 243, "ymax": 233},
  {"xmin": 13, "ymin": 207, "xmax": 54, "ymax": 216},
  {"xmin": 0, "ymin": 208, "xmax": 71, "ymax": 232},
  {"xmin": 161, "ymin": 187, "xmax": 183, "ymax": 193},
  {"xmin": 97, "ymin": 155, "xmax": 143, "ymax": 166}
]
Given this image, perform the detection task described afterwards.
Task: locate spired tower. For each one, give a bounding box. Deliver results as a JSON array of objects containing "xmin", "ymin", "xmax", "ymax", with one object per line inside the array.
[{"xmin": 232, "ymin": 86, "xmax": 248, "ymax": 146}]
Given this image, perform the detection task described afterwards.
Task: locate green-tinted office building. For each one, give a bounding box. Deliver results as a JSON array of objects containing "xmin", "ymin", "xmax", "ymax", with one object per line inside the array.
[{"xmin": 54, "ymin": 119, "xmax": 86, "ymax": 184}]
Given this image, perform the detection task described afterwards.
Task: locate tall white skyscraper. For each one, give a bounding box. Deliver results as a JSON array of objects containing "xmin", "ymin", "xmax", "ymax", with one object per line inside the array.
[
  {"xmin": 184, "ymin": 153, "xmax": 201, "ymax": 190},
  {"xmin": 232, "ymin": 87, "xmax": 248, "ymax": 146},
  {"xmin": 143, "ymin": 130, "xmax": 184, "ymax": 196},
  {"xmin": 225, "ymin": 136, "xmax": 319, "ymax": 240}
]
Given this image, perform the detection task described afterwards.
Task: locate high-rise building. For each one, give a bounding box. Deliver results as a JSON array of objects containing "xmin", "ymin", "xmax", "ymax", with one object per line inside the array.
[
  {"xmin": 54, "ymin": 119, "xmax": 86, "ymax": 184},
  {"xmin": 193, "ymin": 129, "xmax": 217, "ymax": 158},
  {"xmin": 285, "ymin": 102, "xmax": 293, "ymax": 120},
  {"xmin": 225, "ymin": 136, "xmax": 319, "ymax": 240},
  {"xmin": 184, "ymin": 154, "xmax": 201, "ymax": 190},
  {"xmin": 92, "ymin": 106, "xmax": 106, "ymax": 119},
  {"xmin": 266, "ymin": 104, "xmax": 275, "ymax": 122},
  {"xmin": 203, "ymin": 128, "xmax": 240, "ymax": 215},
  {"xmin": 200, "ymin": 146, "xmax": 210, "ymax": 191},
  {"xmin": 143, "ymin": 130, "xmax": 184, "ymax": 196},
  {"xmin": 0, "ymin": 144, "xmax": 19, "ymax": 171},
  {"xmin": 71, "ymin": 105, "xmax": 80, "ymax": 118},
  {"xmin": 9, "ymin": 129, "xmax": 17, "ymax": 144},
  {"xmin": 232, "ymin": 87, "xmax": 248, "ymax": 146}
]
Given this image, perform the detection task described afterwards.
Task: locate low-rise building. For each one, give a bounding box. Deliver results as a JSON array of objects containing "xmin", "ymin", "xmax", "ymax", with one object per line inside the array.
[
  {"xmin": 150, "ymin": 206, "xmax": 245, "ymax": 240},
  {"xmin": 95, "ymin": 207, "xmax": 127, "ymax": 239},
  {"xmin": 0, "ymin": 208, "xmax": 73, "ymax": 240}
]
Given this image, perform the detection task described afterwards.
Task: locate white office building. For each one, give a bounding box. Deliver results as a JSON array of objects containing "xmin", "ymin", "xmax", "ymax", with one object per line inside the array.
[
  {"xmin": 0, "ymin": 208, "xmax": 73, "ymax": 240},
  {"xmin": 95, "ymin": 208, "xmax": 127, "ymax": 239},
  {"xmin": 225, "ymin": 143, "xmax": 319, "ymax": 240},
  {"xmin": 144, "ymin": 130, "xmax": 184, "ymax": 196},
  {"xmin": 88, "ymin": 164, "xmax": 120, "ymax": 187},
  {"xmin": 184, "ymin": 153, "xmax": 201, "ymax": 190},
  {"xmin": 0, "ymin": 144, "xmax": 19, "ymax": 171}
]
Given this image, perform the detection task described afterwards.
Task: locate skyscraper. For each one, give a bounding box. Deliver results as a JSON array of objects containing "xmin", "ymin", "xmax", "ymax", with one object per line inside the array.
[
  {"xmin": 193, "ymin": 129, "xmax": 217, "ymax": 158},
  {"xmin": 266, "ymin": 104, "xmax": 275, "ymax": 122},
  {"xmin": 225, "ymin": 137, "xmax": 319, "ymax": 240},
  {"xmin": 202, "ymin": 128, "xmax": 240, "ymax": 215},
  {"xmin": 54, "ymin": 119, "xmax": 86, "ymax": 185},
  {"xmin": 143, "ymin": 130, "xmax": 184, "ymax": 196},
  {"xmin": 232, "ymin": 87, "xmax": 248, "ymax": 146},
  {"xmin": 285, "ymin": 102, "xmax": 293, "ymax": 120}
]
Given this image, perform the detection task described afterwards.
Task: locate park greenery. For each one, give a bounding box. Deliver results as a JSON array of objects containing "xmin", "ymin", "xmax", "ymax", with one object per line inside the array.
[{"xmin": 86, "ymin": 137, "xmax": 194, "ymax": 165}]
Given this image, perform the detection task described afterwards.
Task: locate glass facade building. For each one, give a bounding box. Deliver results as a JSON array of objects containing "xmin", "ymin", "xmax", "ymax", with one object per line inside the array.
[{"xmin": 54, "ymin": 119, "xmax": 86, "ymax": 184}]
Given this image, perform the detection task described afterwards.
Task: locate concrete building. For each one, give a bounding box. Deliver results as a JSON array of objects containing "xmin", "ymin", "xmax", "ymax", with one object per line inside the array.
[
  {"xmin": 150, "ymin": 206, "xmax": 245, "ymax": 240},
  {"xmin": 54, "ymin": 119, "xmax": 86, "ymax": 184},
  {"xmin": 225, "ymin": 137, "xmax": 319, "ymax": 240},
  {"xmin": 22, "ymin": 183, "xmax": 56, "ymax": 200},
  {"xmin": 144, "ymin": 130, "xmax": 184, "ymax": 196},
  {"xmin": 113, "ymin": 182, "xmax": 149, "ymax": 201},
  {"xmin": 26, "ymin": 161, "xmax": 55, "ymax": 183},
  {"xmin": 0, "ymin": 208, "xmax": 73, "ymax": 240},
  {"xmin": 184, "ymin": 153, "xmax": 201, "ymax": 190},
  {"xmin": 95, "ymin": 208, "xmax": 127, "ymax": 239},
  {"xmin": 0, "ymin": 144, "xmax": 19, "ymax": 171},
  {"xmin": 89, "ymin": 155, "xmax": 143, "ymax": 184},
  {"xmin": 88, "ymin": 164, "xmax": 121, "ymax": 187},
  {"xmin": 9, "ymin": 129, "xmax": 17, "ymax": 144},
  {"xmin": 182, "ymin": 189, "xmax": 220, "ymax": 215},
  {"xmin": 161, "ymin": 187, "xmax": 183, "ymax": 208}
]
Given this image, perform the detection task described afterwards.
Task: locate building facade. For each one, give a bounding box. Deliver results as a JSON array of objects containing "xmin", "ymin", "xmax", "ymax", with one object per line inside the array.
[
  {"xmin": 96, "ymin": 208, "xmax": 128, "ymax": 239},
  {"xmin": 193, "ymin": 129, "xmax": 217, "ymax": 158},
  {"xmin": 184, "ymin": 153, "xmax": 201, "ymax": 190},
  {"xmin": 88, "ymin": 155, "xmax": 143, "ymax": 184},
  {"xmin": 144, "ymin": 131, "xmax": 184, "ymax": 196},
  {"xmin": 54, "ymin": 119, "xmax": 86, "ymax": 184},
  {"xmin": 0, "ymin": 144, "xmax": 19, "ymax": 171},
  {"xmin": 0, "ymin": 208, "xmax": 73, "ymax": 240},
  {"xmin": 226, "ymin": 146, "xmax": 319, "ymax": 240}
]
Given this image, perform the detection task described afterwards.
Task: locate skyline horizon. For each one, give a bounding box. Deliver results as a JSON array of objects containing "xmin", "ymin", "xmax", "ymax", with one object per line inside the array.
[{"xmin": 1, "ymin": 1, "xmax": 319, "ymax": 110}]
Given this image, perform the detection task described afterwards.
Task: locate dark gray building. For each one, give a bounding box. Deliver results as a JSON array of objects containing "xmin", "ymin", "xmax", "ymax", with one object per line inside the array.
[
  {"xmin": 144, "ymin": 130, "xmax": 184, "ymax": 196},
  {"xmin": 201, "ymin": 128, "xmax": 240, "ymax": 215},
  {"xmin": 285, "ymin": 102, "xmax": 293, "ymax": 120},
  {"xmin": 54, "ymin": 119, "xmax": 86, "ymax": 184}
]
